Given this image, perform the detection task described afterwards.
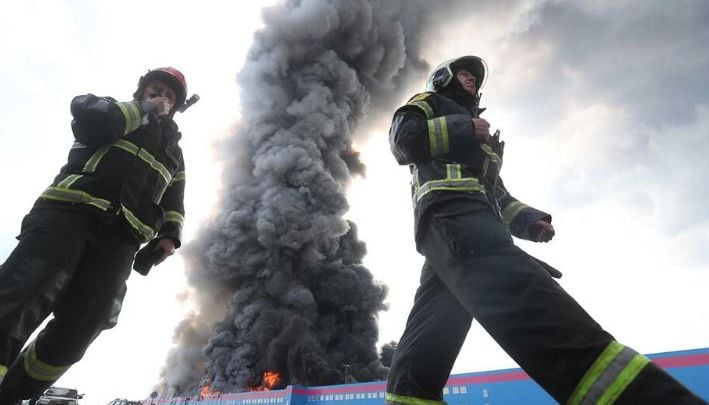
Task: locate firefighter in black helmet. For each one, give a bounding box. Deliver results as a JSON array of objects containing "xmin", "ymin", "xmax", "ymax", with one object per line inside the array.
[
  {"xmin": 385, "ymin": 56, "xmax": 706, "ymax": 405},
  {"xmin": 0, "ymin": 67, "xmax": 195, "ymax": 402}
]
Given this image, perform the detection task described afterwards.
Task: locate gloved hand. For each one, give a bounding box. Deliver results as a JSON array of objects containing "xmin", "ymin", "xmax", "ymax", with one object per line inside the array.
[
  {"xmin": 144, "ymin": 96, "xmax": 171, "ymax": 117},
  {"xmin": 472, "ymin": 118, "xmax": 491, "ymax": 143},
  {"xmin": 530, "ymin": 220, "xmax": 555, "ymax": 243},
  {"xmin": 133, "ymin": 239, "xmax": 165, "ymax": 276}
]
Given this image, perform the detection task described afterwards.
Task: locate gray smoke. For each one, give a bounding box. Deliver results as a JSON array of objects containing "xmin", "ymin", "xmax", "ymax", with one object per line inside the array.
[{"xmin": 157, "ymin": 0, "xmax": 460, "ymax": 394}]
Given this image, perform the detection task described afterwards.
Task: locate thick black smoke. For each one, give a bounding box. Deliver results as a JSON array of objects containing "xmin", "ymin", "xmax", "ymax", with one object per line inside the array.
[{"xmin": 157, "ymin": 0, "xmax": 456, "ymax": 394}]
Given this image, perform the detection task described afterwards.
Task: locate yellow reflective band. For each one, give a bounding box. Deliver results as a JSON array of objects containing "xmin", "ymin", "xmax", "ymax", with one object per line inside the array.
[
  {"xmin": 115, "ymin": 101, "xmax": 142, "ymax": 134},
  {"xmin": 23, "ymin": 341, "xmax": 70, "ymax": 382},
  {"xmin": 113, "ymin": 140, "xmax": 172, "ymax": 184},
  {"xmin": 57, "ymin": 174, "xmax": 82, "ymax": 188},
  {"xmin": 427, "ymin": 117, "xmax": 450, "ymax": 157},
  {"xmin": 409, "ymin": 92, "xmax": 432, "ymax": 103},
  {"xmin": 157, "ymin": 170, "xmax": 184, "ymax": 203},
  {"xmin": 568, "ymin": 342, "xmax": 624, "ymax": 405},
  {"xmin": 138, "ymin": 149, "xmax": 172, "ymax": 183},
  {"xmin": 0, "ymin": 364, "xmax": 7, "ymax": 377},
  {"xmin": 82, "ymin": 145, "xmax": 111, "ymax": 173},
  {"xmin": 165, "ymin": 210, "xmax": 184, "ymax": 226},
  {"xmin": 567, "ymin": 342, "xmax": 649, "ymax": 405},
  {"xmin": 501, "ymin": 201, "xmax": 529, "ymax": 225},
  {"xmin": 171, "ymin": 171, "xmax": 186, "ymax": 183},
  {"xmin": 408, "ymin": 100, "xmax": 433, "ymax": 119},
  {"xmin": 121, "ymin": 204, "xmax": 155, "ymax": 241},
  {"xmin": 480, "ymin": 144, "xmax": 502, "ymax": 165},
  {"xmin": 597, "ymin": 354, "xmax": 650, "ymax": 404},
  {"xmin": 40, "ymin": 186, "xmax": 112, "ymax": 211},
  {"xmin": 156, "ymin": 184, "xmax": 169, "ymax": 204},
  {"xmin": 438, "ymin": 117, "xmax": 449, "ymax": 154},
  {"xmin": 413, "ymin": 177, "xmax": 484, "ymax": 204},
  {"xmin": 427, "ymin": 119, "xmax": 438, "ymax": 156},
  {"xmin": 385, "ymin": 393, "xmax": 444, "ymax": 405},
  {"xmin": 113, "ymin": 138, "xmax": 140, "ymax": 155},
  {"xmin": 446, "ymin": 164, "xmax": 462, "ymax": 179}
]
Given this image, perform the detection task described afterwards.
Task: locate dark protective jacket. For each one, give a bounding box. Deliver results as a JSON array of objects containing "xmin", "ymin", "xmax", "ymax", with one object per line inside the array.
[
  {"xmin": 389, "ymin": 91, "xmax": 549, "ymax": 248},
  {"xmin": 35, "ymin": 94, "xmax": 186, "ymax": 245}
]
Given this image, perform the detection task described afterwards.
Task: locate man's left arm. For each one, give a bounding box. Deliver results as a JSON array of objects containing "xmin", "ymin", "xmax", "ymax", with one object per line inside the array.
[
  {"xmin": 495, "ymin": 177, "xmax": 554, "ymax": 242},
  {"xmin": 154, "ymin": 160, "xmax": 186, "ymax": 263}
]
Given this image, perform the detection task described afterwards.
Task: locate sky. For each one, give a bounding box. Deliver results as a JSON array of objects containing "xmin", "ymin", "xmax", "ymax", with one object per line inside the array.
[{"xmin": 1, "ymin": 0, "xmax": 708, "ymax": 402}]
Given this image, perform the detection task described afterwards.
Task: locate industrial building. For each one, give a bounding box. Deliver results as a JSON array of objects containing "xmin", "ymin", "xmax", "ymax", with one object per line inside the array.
[{"xmin": 151, "ymin": 347, "xmax": 709, "ymax": 404}]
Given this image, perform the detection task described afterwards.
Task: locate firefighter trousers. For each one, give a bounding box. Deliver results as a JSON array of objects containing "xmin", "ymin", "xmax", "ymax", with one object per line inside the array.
[
  {"xmin": 0, "ymin": 207, "xmax": 138, "ymax": 400},
  {"xmin": 386, "ymin": 199, "xmax": 705, "ymax": 405}
]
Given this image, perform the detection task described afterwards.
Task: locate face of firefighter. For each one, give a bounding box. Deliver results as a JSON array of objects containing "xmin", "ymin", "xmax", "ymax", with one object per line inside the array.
[
  {"xmin": 141, "ymin": 80, "xmax": 177, "ymax": 112},
  {"xmin": 455, "ymin": 69, "xmax": 477, "ymax": 96}
]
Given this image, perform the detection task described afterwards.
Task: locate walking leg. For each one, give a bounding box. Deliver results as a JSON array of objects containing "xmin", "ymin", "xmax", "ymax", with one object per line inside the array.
[
  {"xmin": 386, "ymin": 261, "xmax": 473, "ymax": 404},
  {"xmin": 422, "ymin": 206, "xmax": 705, "ymax": 404}
]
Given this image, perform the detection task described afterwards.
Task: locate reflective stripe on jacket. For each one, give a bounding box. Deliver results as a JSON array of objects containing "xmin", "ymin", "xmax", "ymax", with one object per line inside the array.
[
  {"xmin": 38, "ymin": 94, "xmax": 186, "ymax": 245},
  {"xmin": 389, "ymin": 91, "xmax": 549, "ymax": 244}
]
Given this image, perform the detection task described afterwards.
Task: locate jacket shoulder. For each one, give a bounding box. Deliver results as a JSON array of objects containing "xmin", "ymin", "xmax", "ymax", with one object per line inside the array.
[
  {"xmin": 407, "ymin": 92, "xmax": 435, "ymax": 103},
  {"xmin": 400, "ymin": 92, "xmax": 437, "ymax": 119}
]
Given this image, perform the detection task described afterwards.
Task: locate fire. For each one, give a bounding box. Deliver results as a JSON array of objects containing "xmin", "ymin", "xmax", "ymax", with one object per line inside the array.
[
  {"xmin": 263, "ymin": 371, "xmax": 280, "ymax": 388},
  {"xmin": 249, "ymin": 370, "xmax": 282, "ymax": 391},
  {"xmin": 200, "ymin": 384, "xmax": 221, "ymax": 398}
]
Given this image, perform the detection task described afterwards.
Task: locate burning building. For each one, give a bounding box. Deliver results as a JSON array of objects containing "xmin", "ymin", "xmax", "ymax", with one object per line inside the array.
[
  {"xmin": 155, "ymin": 0, "xmax": 461, "ymax": 394},
  {"xmin": 152, "ymin": 348, "xmax": 709, "ymax": 404}
]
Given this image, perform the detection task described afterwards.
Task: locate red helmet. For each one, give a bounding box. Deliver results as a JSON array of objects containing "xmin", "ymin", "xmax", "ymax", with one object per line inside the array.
[{"xmin": 134, "ymin": 66, "xmax": 188, "ymax": 108}]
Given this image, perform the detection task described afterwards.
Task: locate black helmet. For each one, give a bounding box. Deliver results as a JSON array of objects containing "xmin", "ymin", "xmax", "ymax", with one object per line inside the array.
[{"xmin": 425, "ymin": 56, "xmax": 488, "ymax": 93}]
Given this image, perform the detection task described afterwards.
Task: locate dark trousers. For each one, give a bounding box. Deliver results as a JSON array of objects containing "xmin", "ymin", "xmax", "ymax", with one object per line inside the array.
[
  {"xmin": 386, "ymin": 199, "xmax": 705, "ymax": 404},
  {"xmin": 0, "ymin": 207, "xmax": 138, "ymax": 400}
]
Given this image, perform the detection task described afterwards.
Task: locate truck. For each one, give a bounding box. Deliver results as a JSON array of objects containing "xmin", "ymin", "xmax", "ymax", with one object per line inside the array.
[{"xmin": 31, "ymin": 387, "xmax": 83, "ymax": 405}]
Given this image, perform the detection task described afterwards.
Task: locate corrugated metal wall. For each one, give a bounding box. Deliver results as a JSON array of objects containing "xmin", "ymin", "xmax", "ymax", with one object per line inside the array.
[{"xmin": 149, "ymin": 347, "xmax": 709, "ymax": 405}]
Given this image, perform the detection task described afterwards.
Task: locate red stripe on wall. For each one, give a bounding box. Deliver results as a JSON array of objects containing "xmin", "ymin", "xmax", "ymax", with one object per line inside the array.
[
  {"xmin": 281, "ymin": 352, "xmax": 709, "ymax": 396},
  {"xmin": 654, "ymin": 353, "xmax": 709, "ymax": 368},
  {"xmin": 447, "ymin": 370, "xmax": 530, "ymax": 385}
]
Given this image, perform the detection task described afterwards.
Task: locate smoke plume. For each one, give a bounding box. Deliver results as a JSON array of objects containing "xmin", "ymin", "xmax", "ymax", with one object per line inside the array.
[{"xmin": 157, "ymin": 0, "xmax": 456, "ymax": 394}]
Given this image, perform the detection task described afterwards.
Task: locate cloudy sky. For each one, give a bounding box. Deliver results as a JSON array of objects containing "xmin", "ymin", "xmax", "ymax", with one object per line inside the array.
[{"xmin": 1, "ymin": 0, "xmax": 708, "ymax": 402}]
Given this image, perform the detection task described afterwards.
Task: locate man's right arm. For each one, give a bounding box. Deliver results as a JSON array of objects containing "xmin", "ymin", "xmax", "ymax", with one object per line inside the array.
[
  {"xmin": 70, "ymin": 94, "xmax": 158, "ymax": 145},
  {"xmin": 389, "ymin": 93, "xmax": 480, "ymax": 165}
]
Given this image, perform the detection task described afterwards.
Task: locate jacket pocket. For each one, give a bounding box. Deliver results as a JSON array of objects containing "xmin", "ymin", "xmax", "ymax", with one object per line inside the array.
[{"xmin": 429, "ymin": 200, "xmax": 513, "ymax": 259}]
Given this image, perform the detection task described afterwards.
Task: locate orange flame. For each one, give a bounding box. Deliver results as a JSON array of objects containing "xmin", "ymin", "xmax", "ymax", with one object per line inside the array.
[
  {"xmin": 200, "ymin": 384, "xmax": 221, "ymax": 397},
  {"xmin": 249, "ymin": 370, "xmax": 282, "ymax": 391},
  {"xmin": 263, "ymin": 371, "xmax": 280, "ymax": 388}
]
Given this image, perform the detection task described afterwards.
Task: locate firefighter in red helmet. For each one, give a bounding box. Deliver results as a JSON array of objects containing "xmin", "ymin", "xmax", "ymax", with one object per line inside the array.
[
  {"xmin": 134, "ymin": 67, "xmax": 189, "ymax": 115},
  {"xmin": 385, "ymin": 56, "xmax": 706, "ymax": 404},
  {"xmin": 0, "ymin": 67, "xmax": 195, "ymax": 402}
]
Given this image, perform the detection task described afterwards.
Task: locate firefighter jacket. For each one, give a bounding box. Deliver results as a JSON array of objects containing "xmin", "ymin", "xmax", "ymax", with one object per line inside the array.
[
  {"xmin": 389, "ymin": 91, "xmax": 550, "ymax": 247},
  {"xmin": 35, "ymin": 94, "xmax": 186, "ymax": 246}
]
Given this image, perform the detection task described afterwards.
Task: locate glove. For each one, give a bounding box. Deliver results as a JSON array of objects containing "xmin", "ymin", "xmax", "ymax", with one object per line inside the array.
[
  {"xmin": 133, "ymin": 239, "xmax": 165, "ymax": 276},
  {"xmin": 143, "ymin": 96, "xmax": 171, "ymax": 117}
]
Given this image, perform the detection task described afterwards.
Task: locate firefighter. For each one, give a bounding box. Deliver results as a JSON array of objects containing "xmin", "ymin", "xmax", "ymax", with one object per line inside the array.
[
  {"xmin": 385, "ymin": 56, "xmax": 706, "ymax": 404},
  {"xmin": 0, "ymin": 67, "xmax": 190, "ymax": 402}
]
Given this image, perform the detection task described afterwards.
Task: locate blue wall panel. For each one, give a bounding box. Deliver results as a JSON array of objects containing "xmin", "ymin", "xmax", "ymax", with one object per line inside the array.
[{"xmin": 150, "ymin": 348, "xmax": 709, "ymax": 405}]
